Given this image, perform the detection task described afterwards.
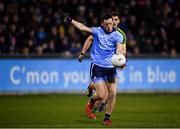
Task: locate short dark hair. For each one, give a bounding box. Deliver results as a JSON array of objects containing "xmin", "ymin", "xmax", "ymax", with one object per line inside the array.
[
  {"xmin": 101, "ymin": 14, "xmax": 112, "ymax": 22},
  {"xmin": 111, "ymin": 12, "xmax": 119, "ymax": 17}
]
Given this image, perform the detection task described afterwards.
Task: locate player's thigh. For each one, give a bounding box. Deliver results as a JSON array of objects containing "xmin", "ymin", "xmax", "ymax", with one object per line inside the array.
[
  {"xmin": 94, "ymin": 81, "xmax": 106, "ymax": 97},
  {"xmin": 90, "ymin": 64, "xmax": 106, "ymax": 95},
  {"xmin": 90, "ymin": 64, "xmax": 105, "ymax": 81},
  {"xmin": 103, "ymin": 82, "xmax": 109, "ymax": 97},
  {"xmin": 107, "ymin": 78, "xmax": 118, "ymax": 95}
]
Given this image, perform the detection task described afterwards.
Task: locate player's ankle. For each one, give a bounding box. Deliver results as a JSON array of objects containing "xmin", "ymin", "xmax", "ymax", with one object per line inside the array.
[
  {"xmin": 92, "ymin": 108, "xmax": 97, "ymax": 113},
  {"xmin": 90, "ymin": 98, "xmax": 96, "ymax": 105},
  {"xmin": 104, "ymin": 113, "xmax": 111, "ymax": 121}
]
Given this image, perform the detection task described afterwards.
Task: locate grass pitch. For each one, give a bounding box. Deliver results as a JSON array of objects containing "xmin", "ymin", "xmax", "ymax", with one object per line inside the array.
[{"xmin": 0, "ymin": 93, "xmax": 180, "ymax": 128}]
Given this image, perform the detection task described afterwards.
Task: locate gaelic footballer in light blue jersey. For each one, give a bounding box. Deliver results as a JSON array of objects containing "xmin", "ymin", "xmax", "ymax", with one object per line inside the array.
[
  {"xmin": 67, "ymin": 14, "xmax": 126, "ymax": 125},
  {"xmin": 91, "ymin": 26, "xmax": 123, "ymax": 68}
]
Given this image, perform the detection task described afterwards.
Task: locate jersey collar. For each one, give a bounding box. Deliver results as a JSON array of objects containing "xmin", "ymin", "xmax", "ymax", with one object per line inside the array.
[{"xmin": 100, "ymin": 26, "xmax": 115, "ymax": 34}]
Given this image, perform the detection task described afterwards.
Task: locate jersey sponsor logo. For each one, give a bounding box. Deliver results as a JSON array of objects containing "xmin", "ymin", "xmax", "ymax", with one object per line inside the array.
[{"xmin": 98, "ymin": 35, "xmax": 115, "ymax": 50}]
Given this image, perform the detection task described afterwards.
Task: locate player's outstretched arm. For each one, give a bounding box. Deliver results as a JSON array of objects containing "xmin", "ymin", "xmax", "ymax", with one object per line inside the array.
[
  {"xmin": 64, "ymin": 15, "xmax": 92, "ymax": 33},
  {"xmin": 71, "ymin": 19, "xmax": 92, "ymax": 33},
  {"xmin": 78, "ymin": 35, "xmax": 93, "ymax": 62}
]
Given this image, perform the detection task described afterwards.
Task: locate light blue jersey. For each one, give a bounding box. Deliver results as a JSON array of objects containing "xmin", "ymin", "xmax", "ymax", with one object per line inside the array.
[{"xmin": 91, "ymin": 26, "xmax": 123, "ymax": 68}]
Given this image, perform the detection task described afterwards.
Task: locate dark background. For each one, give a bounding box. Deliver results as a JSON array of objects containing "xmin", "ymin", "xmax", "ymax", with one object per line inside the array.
[{"xmin": 0, "ymin": 0, "xmax": 180, "ymax": 58}]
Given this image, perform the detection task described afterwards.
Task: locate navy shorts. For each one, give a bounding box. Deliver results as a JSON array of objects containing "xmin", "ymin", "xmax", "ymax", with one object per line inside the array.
[{"xmin": 90, "ymin": 64, "xmax": 117, "ymax": 83}]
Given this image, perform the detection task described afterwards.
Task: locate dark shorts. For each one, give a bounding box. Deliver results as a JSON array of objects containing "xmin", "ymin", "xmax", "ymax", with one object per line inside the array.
[{"xmin": 90, "ymin": 64, "xmax": 117, "ymax": 83}]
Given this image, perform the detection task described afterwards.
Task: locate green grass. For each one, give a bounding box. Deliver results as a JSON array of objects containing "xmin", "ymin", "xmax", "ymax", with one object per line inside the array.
[{"xmin": 0, "ymin": 94, "xmax": 180, "ymax": 128}]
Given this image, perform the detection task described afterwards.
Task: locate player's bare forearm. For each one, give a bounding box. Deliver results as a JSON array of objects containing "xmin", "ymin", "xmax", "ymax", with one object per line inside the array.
[
  {"xmin": 78, "ymin": 35, "xmax": 93, "ymax": 62},
  {"xmin": 71, "ymin": 19, "xmax": 92, "ymax": 33},
  {"xmin": 122, "ymin": 46, "xmax": 126, "ymax": 55},
  {"xmin": 82, "ymin": 35, "xmax": 93, "ymax": 54},
  {"xmin": 116, "ymin": 43, "xmax": 126, "ymax": 55}
]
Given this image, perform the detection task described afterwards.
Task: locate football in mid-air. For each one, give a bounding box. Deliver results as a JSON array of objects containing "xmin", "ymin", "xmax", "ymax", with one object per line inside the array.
[{"xmin": 111, "ymin": 53, "xmax": 126, "ymax": 67}]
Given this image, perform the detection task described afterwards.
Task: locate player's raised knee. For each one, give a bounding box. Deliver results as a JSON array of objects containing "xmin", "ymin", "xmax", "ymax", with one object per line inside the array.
[{"xmin": 96, "ymin": 94, "xmax": 104, "ymax": 100}]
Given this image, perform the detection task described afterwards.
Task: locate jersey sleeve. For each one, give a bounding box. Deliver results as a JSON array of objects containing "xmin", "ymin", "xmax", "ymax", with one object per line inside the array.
[
  {"xmin": 116, "ymin": 32, "xmax": 123, "ymax": 44},
  {"xmin": 91, "ymin": 27, "xmax": 98, "ymax": 36},
  {"xmin": 117, "ymin": 28, "xmax": 127, "ymax": 45}
]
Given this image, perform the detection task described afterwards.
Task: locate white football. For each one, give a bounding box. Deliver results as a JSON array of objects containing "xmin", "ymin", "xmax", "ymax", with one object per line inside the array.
[{"xmin": 111, "ymin": 53, "xmax": 126, "ymax": 67}]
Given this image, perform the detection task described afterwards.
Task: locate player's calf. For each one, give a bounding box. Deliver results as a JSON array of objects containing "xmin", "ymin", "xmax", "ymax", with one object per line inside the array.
[{"xmin": 98, "ymin": 103, "xmax": 106, "ymax": 112}]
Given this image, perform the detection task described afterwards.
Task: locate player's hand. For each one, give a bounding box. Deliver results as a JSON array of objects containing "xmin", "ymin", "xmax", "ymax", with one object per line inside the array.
[
  {"xmin": 116, "ymin": 63, "xmax": 126, "ymax": 71},
  {"xmin": 64, "ymin": 15, "xmax": 72, "ymax": 24},
  {"xmin": 78, "ymin": 52, "xmax": 85, "ymax": 62},
  {"xmin": 120, "ymin": 63, "xmax": 126, "ymax": 70}
]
